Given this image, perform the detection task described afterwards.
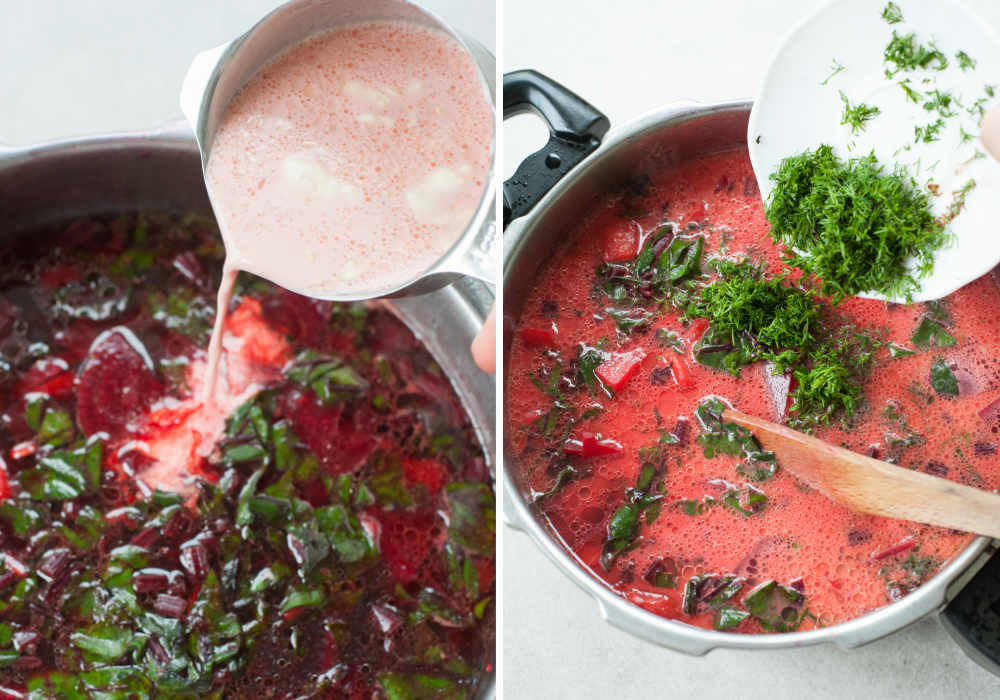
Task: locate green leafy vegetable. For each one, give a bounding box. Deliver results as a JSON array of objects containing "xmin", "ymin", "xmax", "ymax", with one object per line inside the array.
[
  {"xmin": 743, "ymin": 580, "xmax": 807, "ymax": 632},
  {"xmin": 929, "ymin": 357, "xmax": 959, "ymax": 396},
  {"xmin": 695, "ymin": 398, "xmax": 778, "ymax": 481},
  {"xmin": 446, "ymin": 483, "xmax": 496, "ymax": 557},
  {"xmin": 600, "ymin": 463, "xmax": 665, "ymax": 570}
]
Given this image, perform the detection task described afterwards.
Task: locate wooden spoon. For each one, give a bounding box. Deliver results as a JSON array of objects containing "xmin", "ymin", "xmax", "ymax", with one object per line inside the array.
[{"xmin": 722, "ymin": 408, "xmax": 1000, "ymax": 539}]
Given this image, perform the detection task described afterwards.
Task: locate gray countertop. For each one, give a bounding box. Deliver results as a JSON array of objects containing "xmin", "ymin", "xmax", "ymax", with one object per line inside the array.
[{"xmin": 503, "ymin": 1, "xmax": 1000, "ymax": 698}]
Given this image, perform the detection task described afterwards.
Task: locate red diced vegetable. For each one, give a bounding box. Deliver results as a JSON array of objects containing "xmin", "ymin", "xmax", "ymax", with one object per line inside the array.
[
  {"xmin": 872, "ymin": 536, "xmax": 916, "ymax": 560},
  {"xmin": 0, "ymin": 462, "xmax": 9, "ymax": 500},
  {"xmin": 979, "ymin": 396, "xmax": 1000, "ymax": 426},
  {"xmin": 153, "ymin": 593, "xmax": 188, "ymax": 618},
  {"xmin": 519, "ymin": 325, "xmax": 558, "ymax": 347},
  {"xmin": 10, "ymin": 441, "xmax": 36, "ymax": 460},
  {"xmin": 564, "ymin": 432, "xmax": 623, "ymax": 457},
  {"xmin": 601, "ymin": 217, "xmax": 641, "ymax": 262},
  {"xmin": 2, "ymin": 553, "xmax": 28, "ymax": 577},
  {"xmin": 133, "ymin": 570, "xmax": 169, "ymax": 593},
  {"xmin": 402, "ymin": 457, "xmax": 448, "ymax": 494},
  {"xmin": 669, "ymin": 356, "xmax": 694, "ymax": 391},
  {"xmin": 596, "ymin": 348, "xmax": 647, "ymax": 393},
  {"xmin": 686, "ymin": 318, "xmax": 710, "ymax": 342},
  {"xmin": 39, "ymin": 264, "xmax": 79, "ymax": 289},
  {"xmin": 32, "ymin": 371, "xmax": 74, "ymax": 398}
]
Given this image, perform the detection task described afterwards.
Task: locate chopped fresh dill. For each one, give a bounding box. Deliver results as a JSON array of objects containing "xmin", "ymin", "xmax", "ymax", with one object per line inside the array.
[
  {"xmin": 956, "ymin": 50, "xmax": 977, "ymax": 71},
  {"xmin": 959, "ymin": 126, "xmax": 976, "ymax": 143},
  {"xmin": 839, "ymin": 91, "xmax": 881, "ymax": 134},
  {"xmin": 986, "ymin": 85, "xmax": 996, "ymax": 98},
  {"xmin": 968, "ymin": 97, "xmax": 988, "ymax": 120},
  {"xmin": 881, "ymin": 2, "xmax": 903, "ymax": 24},
  {"xmin": 791, "ymin": 328, "xmax": 876, "ymax": 427},
  {"xmin": 766, "ymin": 144, "xmax": 947, "ymax": 302},
  {"xmin": 692, "ymin": 260, "xmax": 820, "ymax": 363},
  {"xmin": 962, "ymin": 151, "xmax": 987, "ymax": 167},
  {"xmin": 922, "ymin": 89, "xmax": 958, "ymax": 118},
  {"xmin": 821, "ymin": 59, "xmax": 846, "ymax": 86},
  {"xmin": 689, "ymin": 260, "xmax": 878, "ymax": 427},
  {"xmin": 914, "ymin": 118, "xmax": 945, "ymax": 143},
  {"xmin": 884, "ymin": 31, "xmax": 948, "ymax": 77},
  {"xmin": 942, "ymin": 179, "xmax": 977, "ymax": 225},
  {"xmin": 898, "ymin": 80, "xmax": 921, "ymax": 104}
]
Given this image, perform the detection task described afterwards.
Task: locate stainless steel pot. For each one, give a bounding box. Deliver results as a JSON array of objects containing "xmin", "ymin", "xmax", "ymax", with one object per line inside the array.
[
  {"xmin": 0, "ymin": 124, "xmax": 496, "ymax": 699},
  {"xmin": 501, "ymin": 71, "xmax": 1000, "ymax": 672}
]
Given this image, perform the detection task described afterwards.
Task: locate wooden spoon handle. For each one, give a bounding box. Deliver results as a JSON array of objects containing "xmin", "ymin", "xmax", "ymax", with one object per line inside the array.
[{"xmin": 723, "ymin": 408, "xmax": 1000, "ymax": 539}]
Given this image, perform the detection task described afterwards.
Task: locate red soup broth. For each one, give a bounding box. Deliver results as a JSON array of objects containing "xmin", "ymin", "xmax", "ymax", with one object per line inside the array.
[
  {"xmin": 506, "ymin": 149, "xmax": 1000, "ymax": 633},
  {"xmin": 0, "ymin": 213, "xmax": 494, "ymax": 697}
]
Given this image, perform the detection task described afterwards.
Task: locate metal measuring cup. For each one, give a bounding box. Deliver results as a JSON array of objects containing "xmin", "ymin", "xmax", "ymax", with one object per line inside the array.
[{"xmin": 178, "ymin": 0, "xmax": 496, "ymax": 301}]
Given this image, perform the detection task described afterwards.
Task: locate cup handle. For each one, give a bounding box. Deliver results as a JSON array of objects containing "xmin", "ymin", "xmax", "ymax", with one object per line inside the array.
[{"xmin": 502, "ymin": 70, "xmax": 610, "ymax": 229}]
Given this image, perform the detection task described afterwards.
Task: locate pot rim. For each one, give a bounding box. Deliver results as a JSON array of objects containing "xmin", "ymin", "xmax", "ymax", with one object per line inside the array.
[
  {"xmin": 502, "ymin": 98, "xmax": 994, "ymax": 655},
  {"xmin": 0, "ymin": 125, "xmax": 496, "ymax": 698}
]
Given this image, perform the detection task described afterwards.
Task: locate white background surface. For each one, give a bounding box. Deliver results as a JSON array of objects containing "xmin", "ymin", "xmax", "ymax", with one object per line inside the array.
[
  {"xmin": 0, "ymin": 0, "xmax": 493, "ymax": 145},
  {"xmin": 504, "ymin": 1, "xmax": 1000, "ymax": 699}
]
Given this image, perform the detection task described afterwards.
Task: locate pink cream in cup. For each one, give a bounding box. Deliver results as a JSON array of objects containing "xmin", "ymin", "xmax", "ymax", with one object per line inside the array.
[{"xmin": 179, "ymin": 0, "xmax": 496, "ymax": 399}]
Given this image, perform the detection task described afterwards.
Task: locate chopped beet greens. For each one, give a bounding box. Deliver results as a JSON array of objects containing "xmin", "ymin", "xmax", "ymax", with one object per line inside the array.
[
  {"xmin": 601, "ymin": 462, "xmax": 666, "ymax": 570},
  {"xmin": 0, "ymin": 213, "xmax": 494, "ymax": 698},
  {"xmin": 929, "ymin": 357, "xmax": 959, "ymax": 396},
  {"xmin": 695, "ymin": 398, "xmax": 777, "ymax": 482}
]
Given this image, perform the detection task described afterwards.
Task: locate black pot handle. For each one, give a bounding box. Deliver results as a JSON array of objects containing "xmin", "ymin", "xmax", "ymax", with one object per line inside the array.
[
  {"xmin": 941, "ymin": 550, "xmax": 1000, "ymax": 676},
  {"xmin": 503, "ymin": 70, "xmax": 610, "ymax": 229}
]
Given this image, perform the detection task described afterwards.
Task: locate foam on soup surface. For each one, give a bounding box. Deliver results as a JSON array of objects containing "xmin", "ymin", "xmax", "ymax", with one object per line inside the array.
[{"xmin": 506, "ymin": 149, "xmax": 1000, "ymax": 633}]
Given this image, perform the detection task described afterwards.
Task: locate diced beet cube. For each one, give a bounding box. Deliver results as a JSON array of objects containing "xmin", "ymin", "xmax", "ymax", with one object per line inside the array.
[
  {"xmin": 130, "ymin": 527, "xmax": 161, "ymax": 549},
  {"xmin": 979, "ymin": 396, "xmax": 1000, "ymax": 426},
  {"xmin": 668, "ymin": 356, "xmax": 694, "ymax": 391},
  {"xmin": 36, "ymin": 548, "xmax": 72, "ymax": 583},
  {"xmin": 133, "ymin": 570, "xmax": 169, "ymax": 594},
  {"xmin": 402, "ymin": 457, "xmax": 448, "ymax": 494},
  {"xmin": 519, "ymin": 325, "xmax": 558, "ymax": 347},
  {"xmin": 179, "ymin": 543, "xmax": 209, "ymax": 582},
  {"xmin": 378, "ymin": 510, "xmax": 434, "ymax": 584},
  {"xmin": 563, "ymin": 432, "xmax": 623, "ymax": 457},
  {"xmin": 152, "ymin": 593, "xmax": 188, "ymax": 618},
  {"xmin": 600, "ymin": 217, "xmax": 641, "ymax": 262},
  {"xmin": 75, "ymin": 327, "xmax": 164, "ymax": 439},
  {"xmin": 596, "ymin": 348, "xmax": 647, "ymax": 393}
]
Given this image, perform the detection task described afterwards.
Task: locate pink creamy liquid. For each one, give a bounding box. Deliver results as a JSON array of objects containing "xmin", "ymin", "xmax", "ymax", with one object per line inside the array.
[{"xmin": 201, "ymin": 20, "xmax": 492, "ymax": 400}]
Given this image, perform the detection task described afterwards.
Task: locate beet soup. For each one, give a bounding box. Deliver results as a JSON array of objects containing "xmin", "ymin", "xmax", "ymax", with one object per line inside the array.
[
  {"xmin": 506, "ymin": 148, "xmax": 1000, "ymax": 633},
  {"xmin": 0, "ymin": 213, "xmax": 494, "ymax": 697}
]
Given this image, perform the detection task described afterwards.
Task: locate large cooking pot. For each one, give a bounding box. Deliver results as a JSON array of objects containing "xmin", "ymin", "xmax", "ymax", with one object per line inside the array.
[
  {"xmin": 0, "ymin": 124, "xmax": 496, "ymax": 699},
  {"xmin": 501, "ymin": 69, "xmax": 1000, "ymax": 673}
]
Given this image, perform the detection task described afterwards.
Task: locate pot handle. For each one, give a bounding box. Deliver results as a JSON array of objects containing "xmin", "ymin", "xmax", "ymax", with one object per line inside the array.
[
  {"xmin": 940, "ymin": 550, "xmax": 1000, "ymax": 676},
  {"xmin": 502, "ymin": 70, "xmax": 609, "ymax": 229}
]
